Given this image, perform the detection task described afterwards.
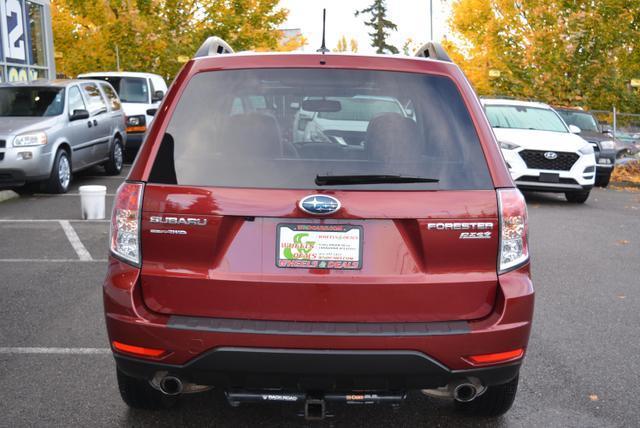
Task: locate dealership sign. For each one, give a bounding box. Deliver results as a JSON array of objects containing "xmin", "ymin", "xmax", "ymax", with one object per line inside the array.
[
  {"xmin": 0, "ymin": 0, "xmax": 46, "ymax": 81},
  {"xmin": 2, "ymin": 0, "xmax": 28, "ymax": 62}
]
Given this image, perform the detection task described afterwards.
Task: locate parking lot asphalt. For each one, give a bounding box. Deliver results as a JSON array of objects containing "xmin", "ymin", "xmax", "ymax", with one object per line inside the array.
[{"xmin": 0, "ymin": 167, "xmax": 639, "ymax": 427}]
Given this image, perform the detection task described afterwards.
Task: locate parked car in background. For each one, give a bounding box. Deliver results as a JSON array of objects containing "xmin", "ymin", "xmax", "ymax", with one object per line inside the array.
[
  {"xmin": 483, "ymin": 99, "xmax": 596, "ymax": 203},
  {"xmin": 78, "ymin": 72, "xmax": 167, "ymax": 156},
  {"xmin": 612, "ymin": 131, "xmax": 640, "ymax": 159},
  {"xmin": 0, "ymin": 80, "xmax": 125, "ymax": 193},
  {"xmin": 105, "ymin": 38, "xmax": 534, "ymax": 420},
  {"xmin": 555, "ymin": 107, "xmax": 616, "ymax": 187}
]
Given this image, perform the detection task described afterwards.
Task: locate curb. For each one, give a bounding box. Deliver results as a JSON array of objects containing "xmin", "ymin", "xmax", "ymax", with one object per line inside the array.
[{"xmin": 0, "ymin": 190, "xmax": 19, "ymax": 203}]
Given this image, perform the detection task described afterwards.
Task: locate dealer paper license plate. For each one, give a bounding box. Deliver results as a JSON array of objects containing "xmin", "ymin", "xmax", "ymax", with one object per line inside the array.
[{"xmin": 276, "ymin": 224, "xmax": 363, "ymax": 270}]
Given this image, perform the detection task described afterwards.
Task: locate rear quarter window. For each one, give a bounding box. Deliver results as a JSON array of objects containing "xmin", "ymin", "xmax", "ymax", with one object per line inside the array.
[
  {"xmin": 149, "ymin": 68, "xmax": 492, "ymax": 190},
  {"xmin": 80, "ymin": 83, "xmax": 108, "ymax": 115},
  {"xmin": 100, "ymin": 83, "xmax": 121, "ymax": 111}
]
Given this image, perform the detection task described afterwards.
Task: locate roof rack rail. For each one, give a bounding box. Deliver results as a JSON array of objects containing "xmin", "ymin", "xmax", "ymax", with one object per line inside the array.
[
  {"xmin": 194, "ymin": 36, "xmax": 234, "ymax": 58},
  {"xmin": 414, "ymin": 42, "xmax": 452, "ymax": 62}
]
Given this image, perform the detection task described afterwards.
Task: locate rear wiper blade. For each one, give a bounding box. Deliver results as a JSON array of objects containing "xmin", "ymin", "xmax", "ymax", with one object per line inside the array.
[{"xmin": 315, "ymin": 174, "xmax": 439, "ymax": 186}]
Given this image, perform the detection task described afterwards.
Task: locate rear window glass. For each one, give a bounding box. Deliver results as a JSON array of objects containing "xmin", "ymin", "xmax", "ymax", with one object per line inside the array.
[{"xmin": 150, "ymin": 69, "xmax": 492, "ymax": 190}]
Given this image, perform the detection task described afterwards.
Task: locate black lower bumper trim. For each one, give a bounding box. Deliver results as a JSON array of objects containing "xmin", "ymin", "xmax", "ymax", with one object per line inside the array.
[
  {"xmin": 125, "ymin": 133, "xmax": 144, "ymax": 150},
  {"xmin": 115, "ymin": 347, "xmax": 521, "ymax": 391},
  {"xmin": 0, "ymin": 169, "xmax": 27, "ymax": 187}
]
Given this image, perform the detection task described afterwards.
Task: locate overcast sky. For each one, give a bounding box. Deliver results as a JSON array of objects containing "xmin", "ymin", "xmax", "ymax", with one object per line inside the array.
[{"xmin": 278, "ymin": 0, "xmax": 453, "ymax": 54}]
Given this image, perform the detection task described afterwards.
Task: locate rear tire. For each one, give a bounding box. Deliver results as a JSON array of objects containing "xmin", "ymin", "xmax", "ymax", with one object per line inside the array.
[
  {"xmin": 116, "ymin": 368, "xmax": 176, "ymax": 410},
  {"xmin": 565, "ymin": 190, "xmax": 590, "ymax": 203},
  {"xmin": 45, "ymin": 149, "xmax": 71, "ymax": 194},
  {"xmin": 454, "ymin": 375, "xmax": 519, "ymax": 417},
  {"xmin": 595, "ymin": 174, "xmax": 610, "ymax": 188},
  {"xmin": 104, "ymin": 138, "xmax": 124, "ymax": 175}
]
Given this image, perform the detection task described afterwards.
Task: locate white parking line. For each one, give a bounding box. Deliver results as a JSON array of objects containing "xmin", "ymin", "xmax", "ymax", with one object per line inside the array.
[
  {"xmin": 0, "ymin": 219, "xmax": 109, "ymax": 223},
  {"xmin": 0, "ymin": 259, "xmax": 107, "ymax": 263},
  {"xmin": 79, "ymin": 176, "xmax": 126, "ymax": 179},
  {"xmin": 31, "ymin": 193, "xmax": 117, "ymax": 197},
  {"xmin": 0, "ymin": 347, "xmax": 110, "ymax": 355},
  {"xmin": 59, "ymin": 220, "xmax": 93, "ymax": 261}
]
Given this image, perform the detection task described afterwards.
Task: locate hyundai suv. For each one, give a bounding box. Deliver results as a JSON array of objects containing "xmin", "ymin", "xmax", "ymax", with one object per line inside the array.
[
  {"xmin": 104, "ymin": 38, "xmax": 534, "ymax": 420},
  {"xmin": 482, "ymin": 98, "xmax": 597, "ymax": 203}
]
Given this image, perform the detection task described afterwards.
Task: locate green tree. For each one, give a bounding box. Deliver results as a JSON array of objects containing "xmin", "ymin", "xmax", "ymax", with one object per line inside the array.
[{"xmin": 355, "ymin": 0, "xmax": 398, "ymax": 54}]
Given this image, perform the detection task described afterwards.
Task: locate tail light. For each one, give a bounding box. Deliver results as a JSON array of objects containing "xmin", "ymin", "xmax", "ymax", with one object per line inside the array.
[
  {"xmin": 497, "ymin": 188, "xmax": 529, "ymax": 274},
  {"xmin": 466, "ymin": 348, "xmax": 524, "ymax": 365},
  {"xmin": 110, "ymin": 182, "xmax": 144, "ymax": 266},
  {"xmin": 112, "ymin": 341, "xmax": 167, "ymax": 358}
]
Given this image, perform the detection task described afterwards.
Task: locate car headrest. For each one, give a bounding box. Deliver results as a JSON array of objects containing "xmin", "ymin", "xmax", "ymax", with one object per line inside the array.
[
  {"xmin": 221, "ymin": 113, "xmax": 282, "ymax": 158},
  {"xmin": 366, "ymin": 113, "xmax": 422, "ymax": 162}
]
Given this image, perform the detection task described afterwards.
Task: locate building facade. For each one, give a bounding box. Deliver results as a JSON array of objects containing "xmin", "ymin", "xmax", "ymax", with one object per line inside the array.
[{"xmin": 0, "ymin": 0, "xmax": 55, "ymax": 82}]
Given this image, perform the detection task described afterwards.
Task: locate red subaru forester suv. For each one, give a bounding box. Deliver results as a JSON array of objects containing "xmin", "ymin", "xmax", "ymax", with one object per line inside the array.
[{"xmin": 105, "ymin": 38, "xmax": 533, "ymax": 419}]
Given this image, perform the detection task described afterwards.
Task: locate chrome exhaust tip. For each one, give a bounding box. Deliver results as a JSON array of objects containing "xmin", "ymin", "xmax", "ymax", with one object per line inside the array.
[
  {"xmin": 159, "ymin": 376, "xmax": 183, "ymax": 396},
  {"xmin": 421, "ymin": 377, "xmax": 485, "ymax": 402},
  {"xmin": 452, "ymin": 383, "xmax": 478, "ymax": 403}
]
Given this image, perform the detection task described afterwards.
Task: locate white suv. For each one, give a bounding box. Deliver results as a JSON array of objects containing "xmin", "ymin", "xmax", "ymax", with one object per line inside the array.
[{"xmin": 482, "ymin": 99, "xmax": 596, "ymax": 203}]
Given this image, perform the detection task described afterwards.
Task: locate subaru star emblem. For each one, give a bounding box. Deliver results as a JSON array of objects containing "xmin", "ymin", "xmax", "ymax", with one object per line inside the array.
[
  {"xmin": 299, "ymin": 195, "xmax": 341, "ymax": 215},
  {"xmin": 544, "ymin": 151, "xmax": 558, "ymax": 160}
]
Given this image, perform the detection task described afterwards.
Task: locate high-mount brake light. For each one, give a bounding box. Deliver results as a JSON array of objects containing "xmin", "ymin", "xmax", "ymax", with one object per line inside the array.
[
  {"xmin": 110, "ymin": 182, "xmax": 144, "ymax": 266},
  {"xmin": 498, "ymin": 188, "xmax": 529, "ymax": 274}
]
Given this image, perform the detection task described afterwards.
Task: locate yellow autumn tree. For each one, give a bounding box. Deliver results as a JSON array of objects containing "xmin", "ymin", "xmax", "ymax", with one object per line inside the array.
[
  {"xmin": 448, "ymin": 0, "xmax": 640, "ymax": 111},
  {"xmin": 52, "ymin": 0, "xmax": 304, "ymax": 80},
  {"xmin": 334, "ymin": 35, "xmax": 358, "ymax": 53}
]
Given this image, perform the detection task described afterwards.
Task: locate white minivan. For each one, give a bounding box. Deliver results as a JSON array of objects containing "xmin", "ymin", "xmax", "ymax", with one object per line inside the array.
[{"xmin": 78, "ymin": 72, "xmax": 167, "ymax": 155}]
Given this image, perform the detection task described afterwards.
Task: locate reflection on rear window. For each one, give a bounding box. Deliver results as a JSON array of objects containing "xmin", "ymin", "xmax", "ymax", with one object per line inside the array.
[
  {"xmin": 317, "ymin": 97, "xmax": 403, "ymax": 121},
  {"xmin": 149, "ymin": 69, "xmax": 492, "ymax": 190}
]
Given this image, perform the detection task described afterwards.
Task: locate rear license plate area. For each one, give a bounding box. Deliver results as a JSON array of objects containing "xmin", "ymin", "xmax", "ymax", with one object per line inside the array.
[{"xmin": 276, "ymin": 224, "xmax": 363, "ymax": 270}]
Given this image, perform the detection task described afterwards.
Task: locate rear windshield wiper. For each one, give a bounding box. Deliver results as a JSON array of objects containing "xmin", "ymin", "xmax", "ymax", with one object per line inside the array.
[{"xmin": 315, "ymin": 174, "xmax": 439, "ymax": 186}]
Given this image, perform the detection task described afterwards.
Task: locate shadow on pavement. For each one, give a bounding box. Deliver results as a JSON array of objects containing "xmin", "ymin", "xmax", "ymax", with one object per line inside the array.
[{"xmin": 121, "ymin": 390, "xmax": 507, "ymax": 428}]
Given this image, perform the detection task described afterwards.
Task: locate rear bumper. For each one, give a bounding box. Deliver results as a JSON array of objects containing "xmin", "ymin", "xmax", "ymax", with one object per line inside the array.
[
  {"xmin": 115, "ymin": 347, "xmax": 521, "ymax": 391},
  {"xmin": 104, "ymin": 259, "xmax": 534, "ymax": 390},
  {"xmin": 515, "ymin": 177, "xmax": 593, "ymax": 193}
]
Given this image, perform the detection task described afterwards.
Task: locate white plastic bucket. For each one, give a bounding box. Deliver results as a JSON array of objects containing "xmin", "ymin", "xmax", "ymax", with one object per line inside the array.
[{"xmin": 79, "ymin": 185, "xmax": 107, "ymax": 220}]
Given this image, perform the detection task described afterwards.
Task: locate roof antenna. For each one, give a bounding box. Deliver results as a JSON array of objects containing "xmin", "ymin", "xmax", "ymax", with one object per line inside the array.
[{"xmin": 317, "ymin": 9, "xmax": 329, "ymax": 54}]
